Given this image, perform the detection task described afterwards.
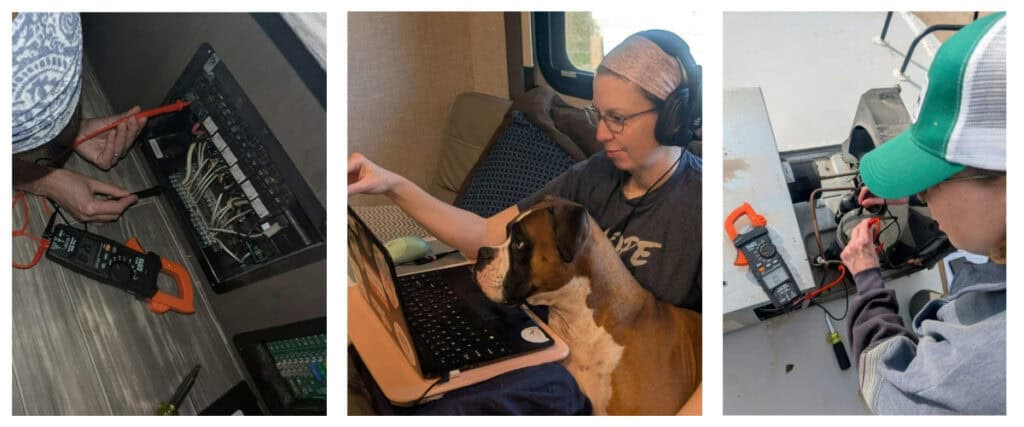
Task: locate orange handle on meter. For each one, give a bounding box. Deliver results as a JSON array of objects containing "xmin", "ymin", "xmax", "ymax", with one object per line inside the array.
[
  {"xmin": 124, "ymin": 237, "xmax": 196, "ymax": 315},
  {"xmin": 724, "ymin": 202, "xmax": 768, "ymax": 266}
]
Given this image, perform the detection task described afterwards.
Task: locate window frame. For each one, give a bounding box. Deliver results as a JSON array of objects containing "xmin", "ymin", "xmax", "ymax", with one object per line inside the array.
[{"xmin": 533, "ymin": 12, "xmax": 594, "ymax": 100}]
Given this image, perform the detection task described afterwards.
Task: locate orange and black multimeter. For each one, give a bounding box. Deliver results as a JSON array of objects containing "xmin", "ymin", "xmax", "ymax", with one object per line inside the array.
[
  {"xmin": 45, "ymin": 224, "xmax": 195, "ymax": 315},
  {"xmin": 725, "ymin": 203, "xmax": 802, "ymax": 310}
]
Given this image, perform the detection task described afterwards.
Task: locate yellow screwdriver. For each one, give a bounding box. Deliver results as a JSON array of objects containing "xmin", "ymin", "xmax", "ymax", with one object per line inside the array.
[
  {"xmin": 825, "ymin": 313, "xmax": 851, "ymax": 370},
  {"xmin": 157, "ymin": 364, "xmax": 201, "ymax": 415}
]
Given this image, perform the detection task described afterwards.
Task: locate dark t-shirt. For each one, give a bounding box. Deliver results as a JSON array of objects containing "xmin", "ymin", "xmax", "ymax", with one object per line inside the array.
[{"xmin": 517, "ymin": 150, "xmax": 702, "ymax": 311}]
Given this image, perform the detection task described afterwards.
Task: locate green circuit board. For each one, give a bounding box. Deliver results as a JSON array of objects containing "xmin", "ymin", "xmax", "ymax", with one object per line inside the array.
[{"xmin": 265, "ymin": 333, "xmax": 326, "ymax": 400}]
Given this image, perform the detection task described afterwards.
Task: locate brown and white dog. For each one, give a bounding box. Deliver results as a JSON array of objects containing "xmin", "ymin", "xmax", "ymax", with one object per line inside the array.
[{"xmin": 473, "ymin": 197, "xmax": 701, "ymax": 415}]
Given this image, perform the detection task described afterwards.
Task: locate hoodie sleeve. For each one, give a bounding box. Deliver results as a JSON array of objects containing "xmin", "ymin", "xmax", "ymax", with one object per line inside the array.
[
  {"xmin": 846, "ymin": 268, "xmax": 1006, "ymax": 414},
  {"xmin": 847, "ymin": 268, "xmax": 915, "ymax": 361}
]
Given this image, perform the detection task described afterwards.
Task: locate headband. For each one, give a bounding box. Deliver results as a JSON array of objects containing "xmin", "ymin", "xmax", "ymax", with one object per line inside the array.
[{"xmin": 601, "ymin": 34, "xmax": 685, "ymax": 100}]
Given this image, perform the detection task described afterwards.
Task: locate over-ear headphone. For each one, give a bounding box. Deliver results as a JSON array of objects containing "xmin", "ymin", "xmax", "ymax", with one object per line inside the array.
[{"xmin": 639, "ymin": 30, "xmax": 702, "ymax": 147}]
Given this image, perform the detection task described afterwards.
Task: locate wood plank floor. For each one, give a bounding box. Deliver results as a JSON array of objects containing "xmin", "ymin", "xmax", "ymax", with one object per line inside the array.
[{"xmin": 12, "ymin": 59, "xmax": 246, "ymax": 415}]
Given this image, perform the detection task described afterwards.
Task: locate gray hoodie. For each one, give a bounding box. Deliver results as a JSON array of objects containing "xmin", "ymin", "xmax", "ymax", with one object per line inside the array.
[{"xmin": 848, "ymin": 261, "xmax": 1006, "ymax": 414}]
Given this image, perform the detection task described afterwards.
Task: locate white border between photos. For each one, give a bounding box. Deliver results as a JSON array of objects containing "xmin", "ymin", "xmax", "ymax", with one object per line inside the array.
[{"xmin": 0, "ymin": 0, "xmax": 1019, "ymax": 425}]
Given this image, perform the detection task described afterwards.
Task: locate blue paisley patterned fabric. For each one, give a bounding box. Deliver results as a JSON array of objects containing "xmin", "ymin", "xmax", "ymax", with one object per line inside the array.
[{"xmin": 12, "ymin": 12, "xmax": 82, "ymax": 154}]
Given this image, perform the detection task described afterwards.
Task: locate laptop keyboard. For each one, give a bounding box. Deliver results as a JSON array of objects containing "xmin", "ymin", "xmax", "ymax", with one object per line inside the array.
[{"xmin": 396, "ymin": 271, "xmax": 509, "ymax": 372}]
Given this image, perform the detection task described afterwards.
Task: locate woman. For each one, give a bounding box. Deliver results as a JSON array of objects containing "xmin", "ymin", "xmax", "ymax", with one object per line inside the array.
[
  {"xmin": 349, "ymin": 29, "xmax": 702, "ymax": 311},
  {"xmin": 349, "ymin": 29, "xmax": 701, "ymax": 415},
  {"xmin": 841, "ymin": 12, "xmax": 1005, "ymax": 415},
  {"xmin": 13, "ymin": 12, "xmax": 147, "ymax": 222}
]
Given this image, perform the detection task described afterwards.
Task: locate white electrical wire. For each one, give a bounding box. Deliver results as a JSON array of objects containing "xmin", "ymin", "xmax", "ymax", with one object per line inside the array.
[
  {"xmin": 183, "ymin": 142, "xmax": 198, "ymax": 185},
  {"xmin": 186, "ymin": 158, "xmax": 215, "ymax": 193},
  {"xmin": 212, "ymin": 197, "xmax": 240, "ymax": 227},
  {"xmin": 209, "ymin": 193, "xmax": 225, "ymax": 224},
  {"xmin": 188, "ymin": 161, "xmax": 219, "ymax": 196},
  {"xmin": 220, "ymin": 209, "xmax": 253, "ymax": 228},
  {"xmin": 197, "ymin": 140, "xmax": 207, "ymax": 168},
  {"xmin": 210, "ymin": 196, "xmax": 231, "ymax": 227},
  {"xmin": 195, "ymin": 170, "xmax": 227, "ymax": 200},
  {"xmin": 208, "ymin": 227, "xmax": 266, "ymax": 239},
  {"xmin": 213, "ymin": 236, "xmax": 243, "ymax": 263}
]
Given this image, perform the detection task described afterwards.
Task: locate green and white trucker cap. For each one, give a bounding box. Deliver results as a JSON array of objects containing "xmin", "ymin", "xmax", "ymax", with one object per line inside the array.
[{"xmin": 860, "ymin": 12, "xmax": 1006, "ymax": 199}]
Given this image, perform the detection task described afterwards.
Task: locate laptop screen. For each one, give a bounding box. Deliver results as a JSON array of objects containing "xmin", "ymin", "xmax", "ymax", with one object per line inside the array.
[{"xmin": 347, "ymin": 208, "xmax": 420, "ymax": 369}]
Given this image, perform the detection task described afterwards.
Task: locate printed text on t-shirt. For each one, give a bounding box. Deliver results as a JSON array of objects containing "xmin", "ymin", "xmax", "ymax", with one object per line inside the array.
[{"xmin": 606, "ymin": 230, "xmax": 663, "ymax": 267}]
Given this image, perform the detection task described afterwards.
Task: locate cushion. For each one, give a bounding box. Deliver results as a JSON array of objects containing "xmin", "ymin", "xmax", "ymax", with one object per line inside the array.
[
  {"xmin": 430, "ymin": 92, "xmax": 512, "ymax": 203},
  {"xmin": 454, "ymin": 111, "xmax": 576, "ymax": 217}
]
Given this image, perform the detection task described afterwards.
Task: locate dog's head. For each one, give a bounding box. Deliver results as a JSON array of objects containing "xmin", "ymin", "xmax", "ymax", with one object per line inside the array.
[{"xmin": 473, "ymin": 196, "xmax": 591, "ymax": 305}]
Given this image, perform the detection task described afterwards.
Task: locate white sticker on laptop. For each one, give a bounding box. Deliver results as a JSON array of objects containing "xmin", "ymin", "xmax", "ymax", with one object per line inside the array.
[
  {"xmin": 521, "ymin": 326, "xmax": 550, "ymax": 343},
  {"xmin": 148, "ymin": 138, "xmax": 164, "ymax": 159}
]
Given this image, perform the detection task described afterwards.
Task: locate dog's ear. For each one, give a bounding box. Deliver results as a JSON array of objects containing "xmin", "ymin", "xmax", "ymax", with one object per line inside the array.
[{"xmin": 549, "ymin": 203, "xmax": 589, "ymax": 263}]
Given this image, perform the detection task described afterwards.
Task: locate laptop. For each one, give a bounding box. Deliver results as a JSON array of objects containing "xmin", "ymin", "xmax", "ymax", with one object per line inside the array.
[{"xmin": 348, "ymin": 207, "xmax": 554, "ymax": 379}]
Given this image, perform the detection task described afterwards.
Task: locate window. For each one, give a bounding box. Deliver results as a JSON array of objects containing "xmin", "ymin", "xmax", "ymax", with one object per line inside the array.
[{"xmin": 534, "ymin": 11, "xmax": 707, "ymax": 100}]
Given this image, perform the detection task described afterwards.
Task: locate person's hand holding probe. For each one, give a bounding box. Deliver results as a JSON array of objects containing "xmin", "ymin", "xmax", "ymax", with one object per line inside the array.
[
  {"xmin": 27, "ymin": 168, "xmax": 138, "ymax": 222},
  {"xmin": 73, "ymin": 106, "xmax": 148, "ymax": 170},
  {"xmin": 840, "ymin": 218, "xmax": 881, "ymax": 275}
]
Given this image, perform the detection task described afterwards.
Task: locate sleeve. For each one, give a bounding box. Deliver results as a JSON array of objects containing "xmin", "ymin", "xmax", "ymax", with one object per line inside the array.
[
  {"xmin": 846, "ymin": 268, "xmax": 1005, "ymax": 414},
  {"xmin": 847, "ymin": 268, "xmax": 915, "ymax": 362}
]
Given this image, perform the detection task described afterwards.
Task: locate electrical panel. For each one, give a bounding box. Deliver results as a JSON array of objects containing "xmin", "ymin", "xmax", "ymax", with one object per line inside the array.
[{"xmin": 140, "ymin": 44, "xmax": 325, "ymax": 293}]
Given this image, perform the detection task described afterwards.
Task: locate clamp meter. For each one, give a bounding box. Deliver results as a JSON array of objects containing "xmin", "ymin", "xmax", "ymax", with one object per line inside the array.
[
  {"xmin": 45, "ymin": 224, "xmax": 195, "ymax": 314},
  {"xmin": 725, "ymin": 203, "xmax": 802, "ymax": 310}
]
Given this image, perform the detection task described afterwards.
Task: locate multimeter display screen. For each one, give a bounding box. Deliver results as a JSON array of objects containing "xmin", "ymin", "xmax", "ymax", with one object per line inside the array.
[
  {"xmin": 763, "ymin": 267, "xmax": 790, "ymax": 288},
  {"xmin": 78, "ymin": 236, "xmax": 101, "ymax": 265}
]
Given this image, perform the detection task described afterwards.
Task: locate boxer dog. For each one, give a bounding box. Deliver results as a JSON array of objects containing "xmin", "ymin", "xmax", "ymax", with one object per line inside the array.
[{"xmin": 473, "ymin": 196, "xmax": 701, "ymax": 415}]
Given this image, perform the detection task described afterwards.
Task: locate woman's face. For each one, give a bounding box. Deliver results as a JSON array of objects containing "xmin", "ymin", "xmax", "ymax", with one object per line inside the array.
[
  {"xmin": 592, "ymin": 73, "xmax": 661, "ymax": 173},
  {"xmin": 923, "ymin": 171, "xmax": 1006, "ymax": 255}
]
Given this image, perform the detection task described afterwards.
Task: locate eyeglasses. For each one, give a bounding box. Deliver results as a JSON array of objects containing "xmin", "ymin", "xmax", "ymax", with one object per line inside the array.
[
  {"xmin": 916, "ymin": 173, "xmax": 1000, "ymax": 204},
  {"xmin": 583, "ymin": 105, "xmax": 656, "ymax": 134}
]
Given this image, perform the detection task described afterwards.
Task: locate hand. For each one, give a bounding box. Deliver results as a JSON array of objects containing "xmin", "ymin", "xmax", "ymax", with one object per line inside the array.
[
  {"xmin": 841, "ymin": 218, "xmax": 881, "ymax": 275},
  {"xmin": 857, "ymin": 186, "xmax": 908, "ymax": 208},
  {"xmin": 40, "ymin": 169, "xmax": 139, "ymax": 222},
  {"xmin": 74, "ymin": 106, "xmax": 148, "ymax": 170},
  {"xmin": 348, "ymin": 152, "xmax": 400, "ymax": 196}
]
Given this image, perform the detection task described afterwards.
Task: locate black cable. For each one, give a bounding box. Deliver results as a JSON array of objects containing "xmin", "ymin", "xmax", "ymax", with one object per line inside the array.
[
  {"xmin": 806, "ymin": 261, "xmax": 851, "ymax": 322},
  {"xmin": 414, "ymin": 374, "xmax": 449, "ymax": 406},
  {"xmin": 810, "ymin": 280, "xmax": 850, "ymax": 322},
  {"xmin": 875, "ymin": 205, "xmax": 902, "ymax": 268},
  {"xmin": 608, "ymin": 149, "xmax": 683, "ymax": 236},
  {"xmin": 45, "ymin": 198, "xmax": 70, "ymax": 226}
]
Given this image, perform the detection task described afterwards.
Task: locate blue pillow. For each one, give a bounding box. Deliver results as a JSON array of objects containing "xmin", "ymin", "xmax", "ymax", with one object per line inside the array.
[{"xmin": 455, "ymin": 111, "xmax": 576, "ymax": 217}]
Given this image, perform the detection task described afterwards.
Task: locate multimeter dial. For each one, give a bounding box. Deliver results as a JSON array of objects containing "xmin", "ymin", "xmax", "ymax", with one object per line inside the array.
[{"xmin": 734, "ymin": 226, "xmax": 802, "ymax": 309}]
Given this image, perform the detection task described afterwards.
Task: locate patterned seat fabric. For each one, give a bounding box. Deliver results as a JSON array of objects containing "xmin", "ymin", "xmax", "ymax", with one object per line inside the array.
[{"xmin": 455, "ymin": 111, "xmax": 576, "ymax": 217}]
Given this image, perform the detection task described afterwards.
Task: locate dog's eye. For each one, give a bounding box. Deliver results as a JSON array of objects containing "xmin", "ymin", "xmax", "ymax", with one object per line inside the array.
[{"xmin": 513, "ymin": 240, "xmax": 525, "ymax": 250}]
